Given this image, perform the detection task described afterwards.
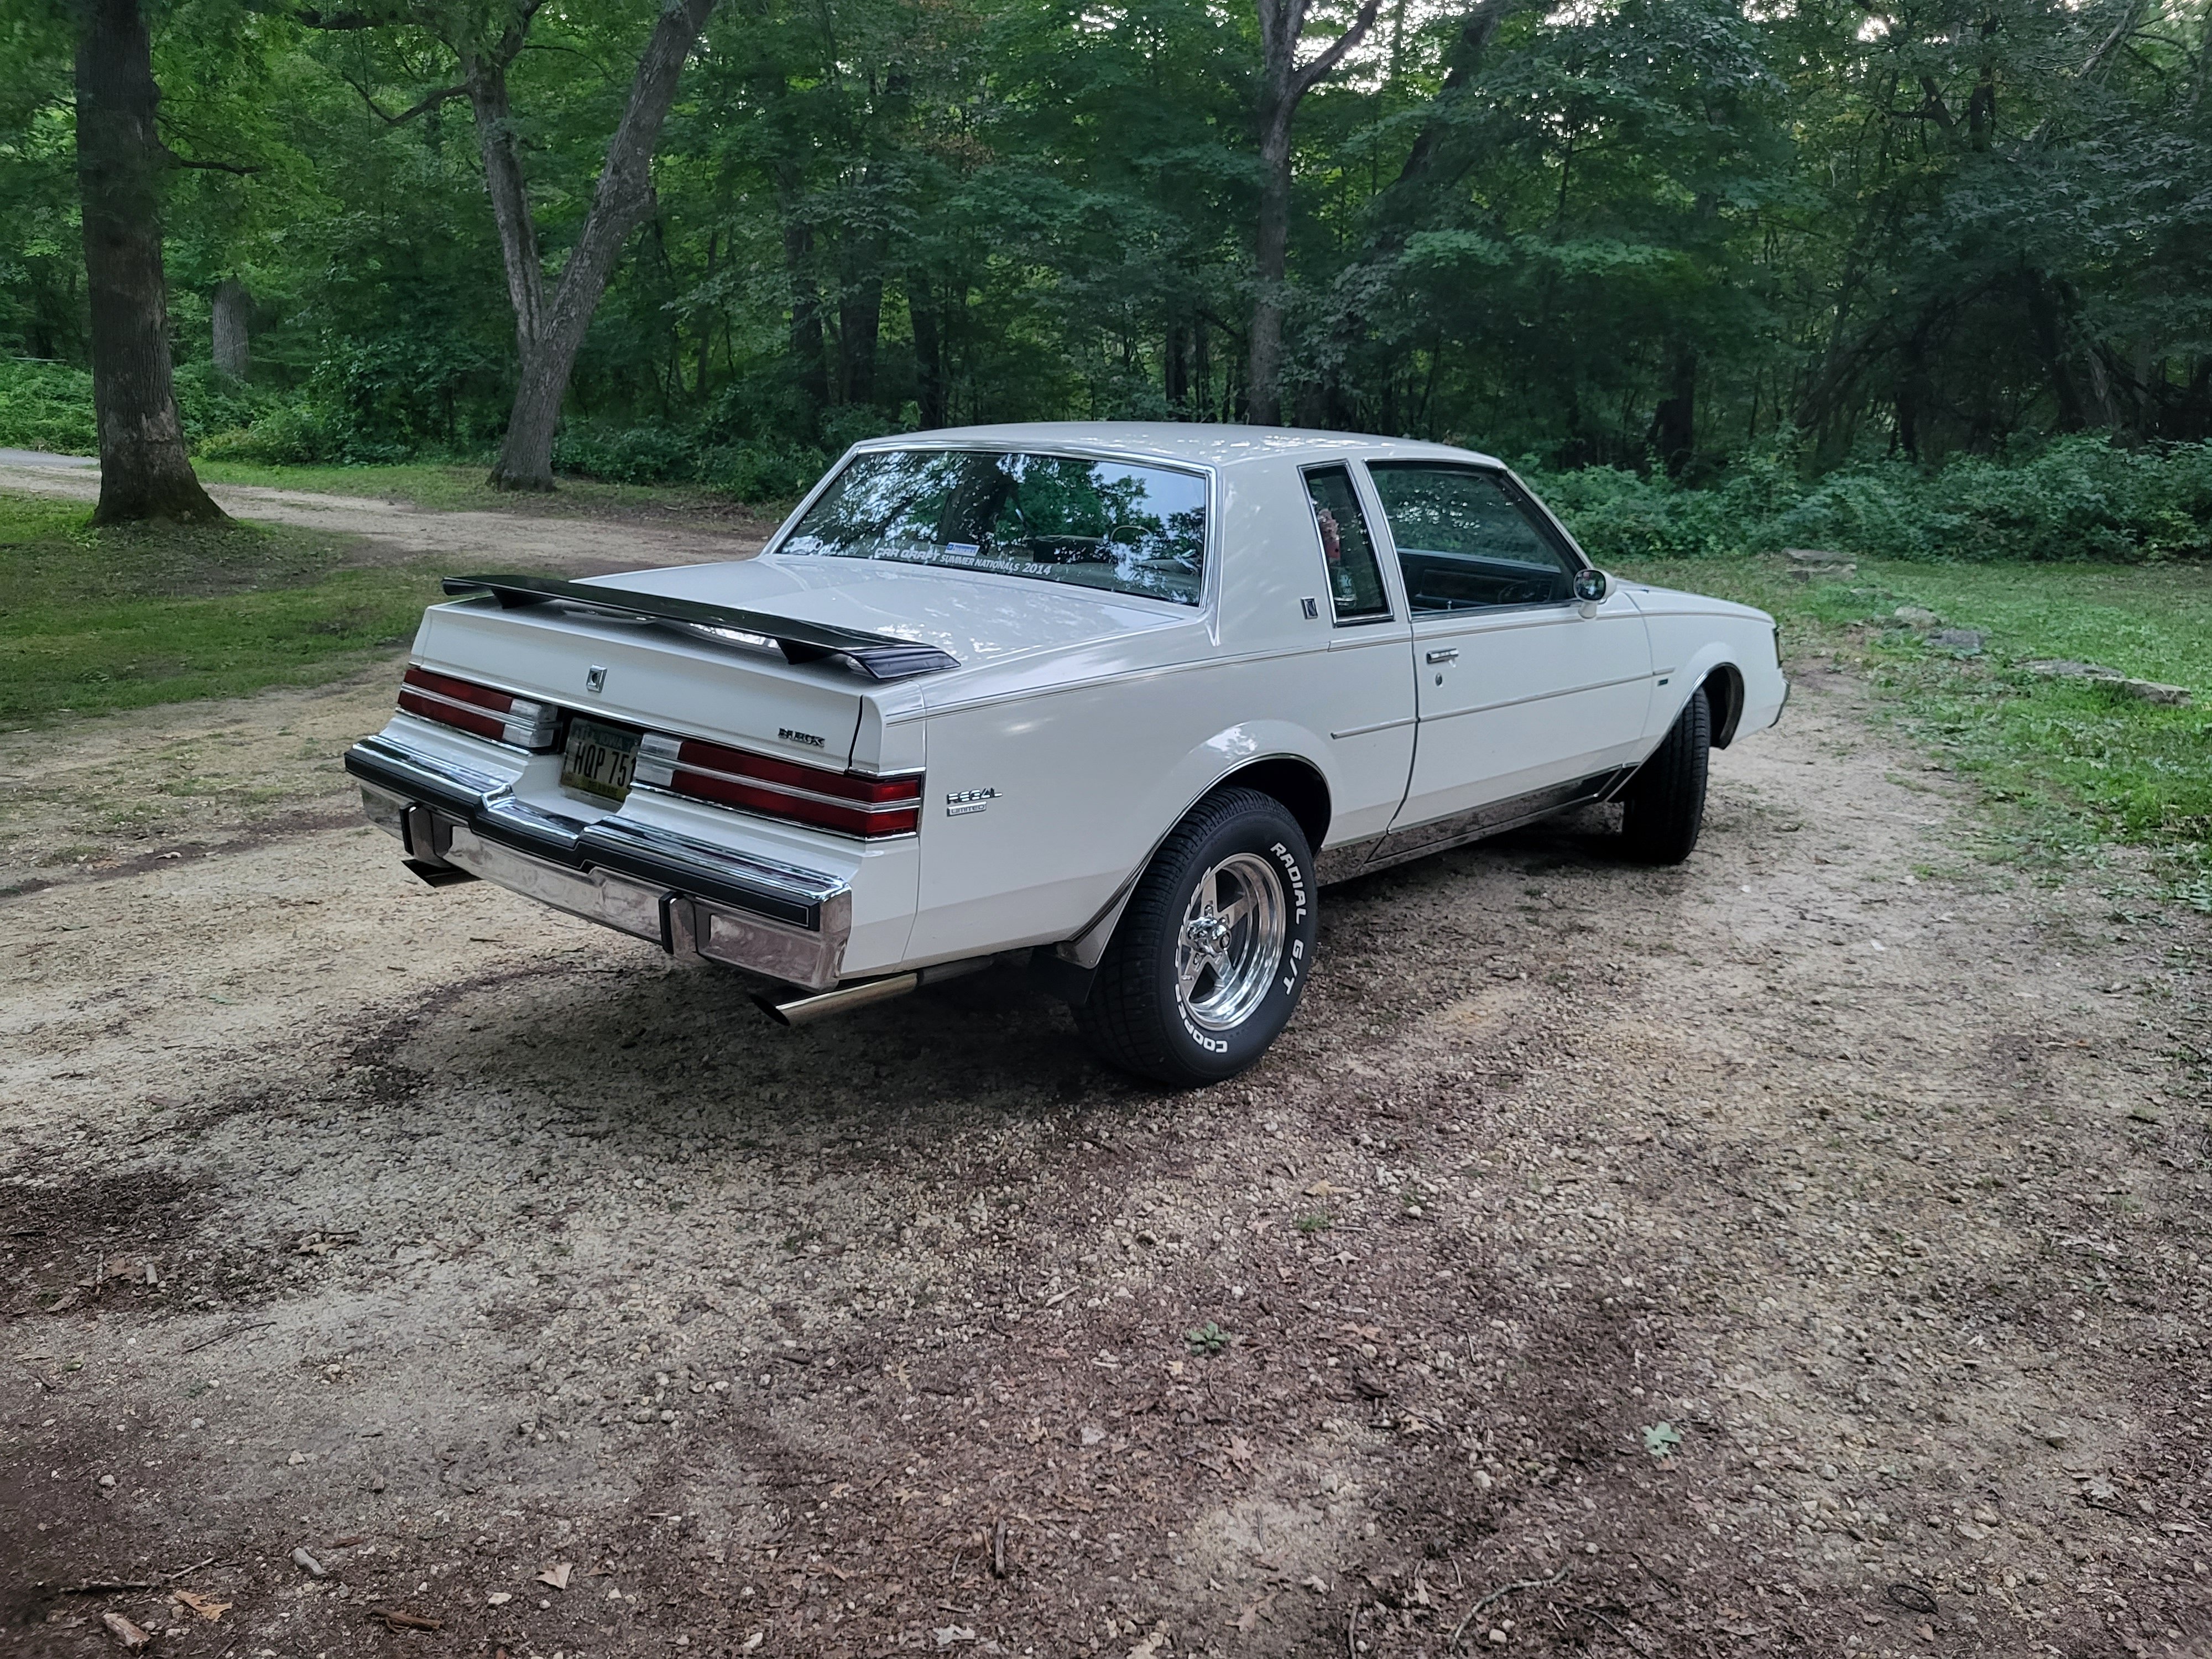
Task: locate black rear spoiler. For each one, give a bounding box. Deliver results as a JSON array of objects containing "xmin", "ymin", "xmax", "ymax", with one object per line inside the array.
[{"xmin": 440, "ymin": 573, "xmax": 961, "ymax": 683}]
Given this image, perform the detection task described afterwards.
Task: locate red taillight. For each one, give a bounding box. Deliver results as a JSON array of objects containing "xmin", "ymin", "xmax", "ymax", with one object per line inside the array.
[
  {"xmin": 634, "ymin": 733, "xmax": 921, "ymax": 838},
  {"xmin": 396, "ymin": 666, "xmax": 557, "ymax": 749}
]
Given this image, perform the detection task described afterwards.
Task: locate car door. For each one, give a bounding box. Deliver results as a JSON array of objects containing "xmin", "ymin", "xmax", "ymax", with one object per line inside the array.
[{"xmin": 1368, "ymin": 462, "xmax": 1652, "ymax": 841}]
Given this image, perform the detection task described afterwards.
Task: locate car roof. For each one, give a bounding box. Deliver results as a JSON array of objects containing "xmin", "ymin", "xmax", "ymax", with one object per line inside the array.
[{"xmin": 849, "ymin": 422, "xmax": 1506, "ymax": 473}]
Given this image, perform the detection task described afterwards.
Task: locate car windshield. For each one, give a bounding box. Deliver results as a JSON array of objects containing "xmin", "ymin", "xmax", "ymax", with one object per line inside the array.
[{"xmin": 778, "ymin": 448, "xmax": 1209, "ymax": 606}]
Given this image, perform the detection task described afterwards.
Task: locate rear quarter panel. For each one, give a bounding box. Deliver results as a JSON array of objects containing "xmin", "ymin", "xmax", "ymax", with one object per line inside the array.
[{"xmin": 902, "ymin": 462, "xmax": 1397, "ymax": 966}]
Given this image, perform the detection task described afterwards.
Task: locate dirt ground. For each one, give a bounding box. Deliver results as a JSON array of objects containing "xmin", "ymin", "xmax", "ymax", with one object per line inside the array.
[{"xmin": 3, "ymin": 582, "xmax": 2210, "ymax": 1657}]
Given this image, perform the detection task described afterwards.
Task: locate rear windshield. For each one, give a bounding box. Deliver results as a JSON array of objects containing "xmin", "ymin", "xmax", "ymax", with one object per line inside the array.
[{"xmin": 778, "ymin": 448, "xmax": 1209, "ymax": 606}]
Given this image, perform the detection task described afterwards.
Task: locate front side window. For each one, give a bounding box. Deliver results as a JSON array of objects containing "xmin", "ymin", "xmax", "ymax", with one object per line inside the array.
[
  {"xmin": 779, "ymin": 448, "xmax": 1209, "ymax": 606},
  {"xmin": 1302, "ymin": 464, "xmax": 1391, "ymax": 622},
  {"xmin": 1366, "ymin": 463, "xmax": 1578, "ymax": 614}
]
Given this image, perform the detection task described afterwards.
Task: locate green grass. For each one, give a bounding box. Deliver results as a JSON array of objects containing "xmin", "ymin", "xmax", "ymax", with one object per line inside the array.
[
  {"xmin": 1619, "ymin": 554, "xmax": 2212, "ymax": 884},
  {"xmin": 0, "ymin": 492, "xmax": 440, "ymax": 722}
]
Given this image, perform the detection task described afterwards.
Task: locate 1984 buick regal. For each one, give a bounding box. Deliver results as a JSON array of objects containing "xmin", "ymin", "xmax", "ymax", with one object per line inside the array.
[{"xmin": 346, "ymin": 424, "xmax": 1786, "ymax": 1084}]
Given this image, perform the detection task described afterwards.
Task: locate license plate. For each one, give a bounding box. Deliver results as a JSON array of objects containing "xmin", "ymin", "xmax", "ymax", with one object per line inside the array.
[{"xmin": 561, "ymin": 717, "xmax": 640, "ymax": 803}]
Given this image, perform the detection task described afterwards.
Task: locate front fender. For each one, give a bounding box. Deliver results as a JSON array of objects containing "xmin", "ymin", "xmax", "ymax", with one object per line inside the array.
[{"xmin": 1647, "ymin": 643, "xmax": 1740, "ymax": 744}]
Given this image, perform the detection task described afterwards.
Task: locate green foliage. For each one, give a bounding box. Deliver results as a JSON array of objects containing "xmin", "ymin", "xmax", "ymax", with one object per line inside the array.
[
  {"xmin": 6, "ymin": 0, "xmax": 2212, "ymax": 528},
  {"xmin": 9, "ymin": 0, "xmax": 2205, "ymax": 479},
  {"xmin": 1532, "ymin": 439, "xmax": 2212, "ymax": 569},
  {"xmin": 196, "ymin": 400, "xmax": 343, "ymax": 465},
  {"xmin": 0, "ymin": 357, "xmax": 95, "ymax": 452},
  {"xmin": 0, "ymin": 356, "xmax": 293, "ymax": 455}
]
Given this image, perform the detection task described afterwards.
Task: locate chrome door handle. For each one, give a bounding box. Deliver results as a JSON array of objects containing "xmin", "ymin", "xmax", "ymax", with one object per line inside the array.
[{"xmin": 1425, "ymin": 648, "xmax": 1460, "ymax": 665}]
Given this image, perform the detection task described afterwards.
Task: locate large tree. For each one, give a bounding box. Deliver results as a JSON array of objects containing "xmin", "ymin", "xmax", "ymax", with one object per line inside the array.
[
  {"xmin": 74, "ymin": 0, "xmax": 225, "ymax": 523},
  {"xmin": 310, "ymin": 0, "xmax": 719, "ymax": 489},
  {"xmin": 465, "ymin": 0, "xmax": 719, "ymax": 489}
]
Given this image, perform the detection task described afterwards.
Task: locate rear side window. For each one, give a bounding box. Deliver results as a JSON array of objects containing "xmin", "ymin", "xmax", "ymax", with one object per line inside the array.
[
  {"xmin": 1301, "ymin": 465, "xmax": 1390, "ymax": 622},
  {"xmin": 1366, "ymin": 463, "xmax": 1576, "ymax": 613}
]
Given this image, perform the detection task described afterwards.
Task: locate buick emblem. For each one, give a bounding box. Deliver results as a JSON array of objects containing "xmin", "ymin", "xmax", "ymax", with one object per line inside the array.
[{"xmin": 585, "ymin": 665, "xmax": 608, "ymax": 693}]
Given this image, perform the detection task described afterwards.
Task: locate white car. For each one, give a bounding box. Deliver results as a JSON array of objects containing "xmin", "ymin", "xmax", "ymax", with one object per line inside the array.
[{"xmin": 346, "ymin": 424, "xmax": 1785, "ymax": 1083}]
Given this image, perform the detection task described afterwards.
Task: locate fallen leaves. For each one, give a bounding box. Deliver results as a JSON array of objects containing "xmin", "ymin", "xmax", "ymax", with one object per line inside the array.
[
  {"xmin": 538, "ymin": 1561, "xmax": 573, "ymax": 1590},
  {"xmin": 173, "ymin": 1589, "xmax": 229, "ymax": 1621},
  {"xmin": 1641, "ymin": 1422, "xmax": 1683, "ymax": 1459}
]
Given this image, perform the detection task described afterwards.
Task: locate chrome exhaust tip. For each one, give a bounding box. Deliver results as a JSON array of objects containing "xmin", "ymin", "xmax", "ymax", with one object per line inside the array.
[
  {"xmin": 752, "ymin": 950, "xmax": 1029, "ymax": 1027},
  {"xmin": 754, "ymin": 972, "xmax": 921, "ymax": 1027}
]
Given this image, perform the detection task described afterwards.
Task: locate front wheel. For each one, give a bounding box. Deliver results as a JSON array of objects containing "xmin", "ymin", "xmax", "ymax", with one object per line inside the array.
[
  {"xmin": 1619, "ymin": 684, "xmax": 1710, "ymax": 864},
  {"xmin": 1074, "ymin": 788, "xmax": 1318, "ymax": 1087}
]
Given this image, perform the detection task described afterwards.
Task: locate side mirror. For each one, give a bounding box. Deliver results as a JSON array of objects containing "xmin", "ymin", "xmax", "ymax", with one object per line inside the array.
[{"xmin": 1572, "ymin": 567, "xmax": 1609, "ymax": 606}]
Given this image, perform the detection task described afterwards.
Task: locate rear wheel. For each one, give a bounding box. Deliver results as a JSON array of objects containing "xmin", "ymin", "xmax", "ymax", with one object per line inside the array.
[
  {"xmin": 1074, "ymin": 788, "xmax": 1318, "ymax": 1087},
  {"xmin": 1620, "ymin": 684, "xmax": 1710, "ymax": 864}
]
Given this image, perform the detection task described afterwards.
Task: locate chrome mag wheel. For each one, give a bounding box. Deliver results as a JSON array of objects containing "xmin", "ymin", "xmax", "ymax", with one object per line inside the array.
[{"xmin": 1173, "ymin": 851, "xmax": 1287, "ymax": 1031}]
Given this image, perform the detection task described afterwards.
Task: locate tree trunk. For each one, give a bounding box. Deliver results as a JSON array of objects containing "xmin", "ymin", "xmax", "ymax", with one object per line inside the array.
[
  {"xmin": 1391, "ymin": 0, "xmax": 1516, "ymax": 193},
  {"xmin": 1247, "ymin": 107, "xmax": 1293, "ymax": 425},
  {"xmin": 1648, "ymin": 342, "xmax": 1696, "ymax": 475},
  {"xmin": 779, "ymin": 176, "xmax": 827, "ymax": 411},
  {"xmin": 1244, "ymin": 0, "xmax": 1382, "ymax": 427},
  {"xmin": 2024, "ymin": 270, "xmax": 2086, "ymax": 432},
  {"xmin": 473, "ymin": 0, "xmax": 720, "ymax": 492},
  {"xmin": 909, "ymin": 275, "xmax": 946, "ymax": 429},
  {"xmin": 212, "ymin": 277, "xmax": 251, "ymax": 379},
  {"xmin": 74, "ymin": 0, "xmax": 224, "ymax": 523},
  {"xmin": 837, "ymin": 270, "xmax": 882, "ymax": 406}
]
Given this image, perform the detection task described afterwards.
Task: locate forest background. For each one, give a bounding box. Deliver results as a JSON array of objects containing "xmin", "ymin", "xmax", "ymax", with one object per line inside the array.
[{"xmin": 3, "ymin": 0, "xmax": 2212, "ymax": 563}]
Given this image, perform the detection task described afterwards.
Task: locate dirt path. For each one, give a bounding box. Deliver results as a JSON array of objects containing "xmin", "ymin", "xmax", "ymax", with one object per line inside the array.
[
  {"xmin": 0, "ymin": 453, "xmax": 773, "ymax": 573},
  {"xmin": 2, "ymin": 664, "xmax": 2207, "ymax": 1659}
]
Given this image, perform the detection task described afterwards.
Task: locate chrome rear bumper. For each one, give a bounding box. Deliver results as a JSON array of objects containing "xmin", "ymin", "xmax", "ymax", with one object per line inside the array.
[{"xmin": 344, "ymin": 735, "xmax": 852, "ymax": 990}]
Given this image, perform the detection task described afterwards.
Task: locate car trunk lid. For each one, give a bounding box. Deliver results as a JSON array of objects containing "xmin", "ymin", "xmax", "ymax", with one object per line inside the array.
[{"xmin": 414, "ymin": 595, "xmax": 872, "ymax": 769}]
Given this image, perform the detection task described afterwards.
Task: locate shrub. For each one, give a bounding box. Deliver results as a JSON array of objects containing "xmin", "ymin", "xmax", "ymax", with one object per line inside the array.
[
  {"xmin": 196, "ymin": 402, "xmax": 344, "ymax": 464},
  {"xmin": 698, "ymin": 439, "xmax": 826, "ymax": 503},
  {"xmin": 549, "ymin": 419, "xmax": 829, "ymax": 503},
  {"xmin": 1527, "ymin": 436, "xmax": 2212, "ymax": 566},
  {"xmin": 0, "ymin": 358, "xmax": 97, "ymax": 452},
  {"xmin": 171, "ymin": 361, "xmax": 272, "ymax": 444},
  {"xmin": 551, "ymin": 421, "xmax": 702, "ymax": 484}
]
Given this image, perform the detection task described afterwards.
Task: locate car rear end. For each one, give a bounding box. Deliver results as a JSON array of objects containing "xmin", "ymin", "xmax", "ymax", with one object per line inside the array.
[{"xmin": 346, "ymin": 582, "xmax": 931, "ymax": 992}]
